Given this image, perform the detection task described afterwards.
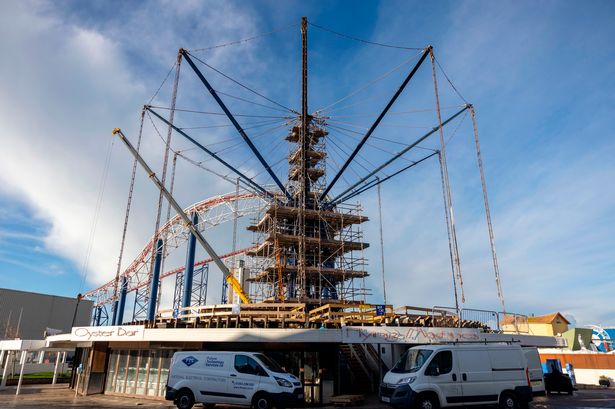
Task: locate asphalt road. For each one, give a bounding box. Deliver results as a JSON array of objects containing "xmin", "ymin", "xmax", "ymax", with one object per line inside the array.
[{"xmin": 1, "ymin": 384, "xmax": 614, "ymax": 409}]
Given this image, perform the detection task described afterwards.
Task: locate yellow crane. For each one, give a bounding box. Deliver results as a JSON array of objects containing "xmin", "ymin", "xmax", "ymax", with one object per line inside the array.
[{"xmin": 112, "ymin": 128, "xmax": 251, "ymax": 303}]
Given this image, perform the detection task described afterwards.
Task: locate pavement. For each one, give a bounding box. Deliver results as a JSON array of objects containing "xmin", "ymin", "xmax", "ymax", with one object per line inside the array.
[{"xmin": 1, "ymin": 384, "xmax": 615, "ymax": 409}]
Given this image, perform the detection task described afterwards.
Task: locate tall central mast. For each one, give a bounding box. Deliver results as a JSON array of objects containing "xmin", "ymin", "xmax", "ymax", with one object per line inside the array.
[
  {"xmin": 300, "ymin": 16, "xmax": 309, "ymax": 201},
  {"xmin": 247, "ymin": 16, "xmax": 370, "ymax": 306}
]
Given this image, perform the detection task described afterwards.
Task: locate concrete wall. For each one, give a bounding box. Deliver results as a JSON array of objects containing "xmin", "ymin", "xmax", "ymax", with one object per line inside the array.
[
  {"xmin": 0, "ymin": 288, "xmax": 93, "ymax": 339},
  {"xmin": 572, "ymin": 368, "xmax": 615, "ymax": 386}
]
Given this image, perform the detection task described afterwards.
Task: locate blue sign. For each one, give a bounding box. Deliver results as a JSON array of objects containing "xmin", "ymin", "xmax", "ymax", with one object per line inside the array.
[
  {"xmin": 376, "ymin": 305, "xmax": 386, "ymax": 316},
  {"xmin": 182, "ymin": 356, "xmax": 198, "ymax": 367}
]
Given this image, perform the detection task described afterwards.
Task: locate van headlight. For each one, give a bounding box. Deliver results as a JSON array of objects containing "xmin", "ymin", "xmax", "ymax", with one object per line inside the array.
[
  {"xmin": 397, "ymin": 376, "xmax": 416, "ymax": 384},
  {"xmin": 275, "ymin": 376, "xmax": 293, "ymax": 388}
]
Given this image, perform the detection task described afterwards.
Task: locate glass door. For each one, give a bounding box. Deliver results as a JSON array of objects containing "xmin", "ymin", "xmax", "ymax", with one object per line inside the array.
[{"xmin": 303, "ymin": 352, "xmax": 321, "ymax": 404}]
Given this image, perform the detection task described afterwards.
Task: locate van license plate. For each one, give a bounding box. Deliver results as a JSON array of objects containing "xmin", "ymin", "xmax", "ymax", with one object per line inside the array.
[
  {"xmin": 382, "ymin": 397, "xmax": 390, "ymax": 403},
  {"xmin": 531, "ymin": 381, "xmax": 542, "ymax": 386}
]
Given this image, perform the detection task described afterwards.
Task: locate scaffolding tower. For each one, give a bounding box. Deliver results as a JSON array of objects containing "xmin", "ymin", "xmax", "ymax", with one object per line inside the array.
[{"xmin": 245, "ymin": 18, "xmax": 370, "ymax": 308}]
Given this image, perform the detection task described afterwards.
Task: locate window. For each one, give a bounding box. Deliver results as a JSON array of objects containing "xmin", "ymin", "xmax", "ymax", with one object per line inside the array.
[
  {"xmin": 235, "ymin": 355, "xmax": 266, "ymax": 376},
  {"xmin": 426, "ymin": 351, "xmax": 453, "ymax": 375},
  {"xmin": 391, "ymin": 349, "xmax": 433, "ymax": 373},
  {"xmin": 254, "ymin": 354, "xmax": 285, "ymax": 373}
]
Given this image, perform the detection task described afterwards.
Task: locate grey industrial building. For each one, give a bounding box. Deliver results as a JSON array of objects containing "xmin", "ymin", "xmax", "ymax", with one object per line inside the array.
[{"xmin": 0, "ymin": 288, "xmax": 93, "ymax": 340}]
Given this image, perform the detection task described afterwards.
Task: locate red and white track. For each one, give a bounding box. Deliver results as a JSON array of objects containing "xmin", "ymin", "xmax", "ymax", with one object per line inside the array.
[{"xmin": 83, "ymin": 191, "xmax": 267, "ymax": 307}]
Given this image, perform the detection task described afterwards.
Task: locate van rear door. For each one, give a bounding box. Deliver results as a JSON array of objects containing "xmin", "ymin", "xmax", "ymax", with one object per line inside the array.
[{"xmin": 523, "ymin": 347, "xmax": 545, "ymax": 395}]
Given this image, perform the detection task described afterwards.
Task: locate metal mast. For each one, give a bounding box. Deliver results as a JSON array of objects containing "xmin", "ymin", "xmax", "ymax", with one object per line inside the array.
[
  {"xmin": 301, "ymin": 16, "xmax": 309, "ymax": 202},
  {"xmin": 297, "ymin": 16, "xmax": 309, "ymax": 298}
]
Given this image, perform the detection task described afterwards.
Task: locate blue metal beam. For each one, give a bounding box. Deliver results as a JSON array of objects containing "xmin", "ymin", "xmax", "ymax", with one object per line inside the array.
[
  {"xmin": 320, "ymin": 46, "xmax": 432, "ymax": 202},
  {"xmin": 147, "ymin": 107, "xmax": 272, "ymax": 199},
  {"xmin": 181, "ymin": 50, "xmax": 292, "ymax": 201},
  {"xmin": 331, "ymin": 151, "xmax": 439, "ymax": 205},
  {"xmin": 111, "ymin": 300, "xmax": 118, "ymax": 326},
  {"xmin": 327, "ymin": 104, "xmax": 469, "ymax": 205},
  {"xmin": 115, "ymin": 277, "xmax": 128, "ymax": 325},
  {"xmin": 182, "ymin": 212, "xmax": 198, "ymax": 311},
  {"xmin": 147, "ymin": 239, "xmax": 163, "ymax": 322}
]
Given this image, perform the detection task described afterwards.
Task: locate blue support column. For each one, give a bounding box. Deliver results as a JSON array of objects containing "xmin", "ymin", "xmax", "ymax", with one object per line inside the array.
[
  {"xmin": 116, "ymin": 276, "xmax": 128, "ymax": 325},
  {"xmin": 95, "ymin": 307, "xmax": 102, "ymax": 326},
  {"xmin": 91, "ymin": 308, "xmax": 98, "ymax": 326},
  {"xmin": 111, "ymin": 300, "xmax": 118, "ymax": 326},
  {"xmin": 182, "ymin": 212, "xmax": 198, "ymax": 311},
  {"xmin": 147, "ymin": 239, "xmax": 163, "ymax": 321}
]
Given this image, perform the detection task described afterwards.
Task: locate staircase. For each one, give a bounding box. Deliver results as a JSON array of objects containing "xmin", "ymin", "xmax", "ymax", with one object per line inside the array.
[{"xmin": 339, "ymin": 343, "xmax": 390, "ymax": 394}]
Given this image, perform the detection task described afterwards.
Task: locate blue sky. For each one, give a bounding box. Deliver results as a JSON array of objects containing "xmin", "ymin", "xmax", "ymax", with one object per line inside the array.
[{"xmin": 0, "ymin": 0, "xmax": 613, "ymax": 326}]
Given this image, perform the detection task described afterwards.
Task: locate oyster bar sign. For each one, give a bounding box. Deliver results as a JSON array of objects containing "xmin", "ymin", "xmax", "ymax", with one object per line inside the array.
[{"xmin": 71, "ymin": 325, "xmax": 145, "ymax": 341}]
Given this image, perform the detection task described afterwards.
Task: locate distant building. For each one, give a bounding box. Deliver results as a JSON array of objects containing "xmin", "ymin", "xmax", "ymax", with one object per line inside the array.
[
  {"xmin": 591, "ymin": 326, "xmax": 615, "ymax": 352},
  {"xmin": 527, "ymin": 312, "xmax": 570, "ymax": 336},
  {"xmin": 0, "ymin": 288, "xmax": 93, "ymax": 339},
  {"xmin": 562, "ymin": 327, "xmax": 594, "ymax": 351}
]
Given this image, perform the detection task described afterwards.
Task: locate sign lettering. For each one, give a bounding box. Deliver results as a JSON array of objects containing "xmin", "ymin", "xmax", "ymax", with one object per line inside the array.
[
  {"xmin": 70, "ymin": 325, "xmax": 145, "ymax": 341},
  {"xmin": 342, "ymin": 326, "xmax": 481, "ymax": 344}
]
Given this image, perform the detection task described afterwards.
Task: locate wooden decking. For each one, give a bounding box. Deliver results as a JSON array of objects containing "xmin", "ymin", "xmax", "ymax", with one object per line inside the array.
[
  {"xmin": 153, "ymin": 302, "xmax": 490, "ymax": 330},
  {"xmin": 247, "ymin": 265, "xmax": 368, "ymax": 282}
]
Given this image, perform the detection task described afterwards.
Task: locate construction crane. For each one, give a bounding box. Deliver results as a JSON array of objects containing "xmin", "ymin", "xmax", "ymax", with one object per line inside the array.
[{"xmin": 112, "ymin": 128, "xmax": 251, "ymax": 304}]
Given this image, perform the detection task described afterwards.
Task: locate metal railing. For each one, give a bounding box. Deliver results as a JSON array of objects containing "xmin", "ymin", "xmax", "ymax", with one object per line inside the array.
[
  {"xmin": 430, "ymin": 306, "xmax": 529, "ymax": 333},
  {"xmin": 460, "ymin": 308, "xmax": 500, "ymax": 331}
]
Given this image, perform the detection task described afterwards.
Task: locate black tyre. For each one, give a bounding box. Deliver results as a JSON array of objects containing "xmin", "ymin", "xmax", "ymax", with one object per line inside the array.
[
  {"xmin": 499, "ymin": 392, "xmax": 519, "ymax": 409},
  {"xmin": 415, "ymin": 394, "xmax": 439, "ymax": 409},
  {"xmin": 175, "ymin": 388, "xmax": 195, "ymax": 409},
  {"xmin": 252, "ymin": 392, "xmax": 273, "ymax": 409},
  {"xmin": 567, "ymin": 389, "xmax": 573, "ymax": 395}
]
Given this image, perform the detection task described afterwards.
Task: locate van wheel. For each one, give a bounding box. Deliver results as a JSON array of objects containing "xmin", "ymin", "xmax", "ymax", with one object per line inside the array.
[
  {"xmin": 499, "ymin": 392, "xmax": 519, "ymax": 409},
  {"xmin": 415, "ymin": 394, "xmax": 439, "ymax": 409},
  {"xmin": 252, "ymin": 392, "xmax": 273, "ymax": 409},
  {"xmin": 175, "ymin": 389, "xmax": 195, "ymax": 409}
]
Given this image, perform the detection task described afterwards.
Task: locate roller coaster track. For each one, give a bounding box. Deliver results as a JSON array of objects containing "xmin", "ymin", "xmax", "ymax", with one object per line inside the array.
[{"xmin": 83, "ymin": 191, "xmax": 268, "ymax": 307}]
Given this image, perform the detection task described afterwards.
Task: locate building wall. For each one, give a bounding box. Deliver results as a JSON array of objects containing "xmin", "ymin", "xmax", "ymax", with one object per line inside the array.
[
  {"xmin": 539, "ymin": 352, "xmax": 615, "ymax": 385},
  {"xmin": 529, "ymin": 323, "xmax": 554, "ymax": 336},
  {"xmin": 551, "ymin": 320, "xmax": 569, "ymax": 336},
  {"xmin": 0, "ymin": 288, "xmax": 93, "ymax": 339}
]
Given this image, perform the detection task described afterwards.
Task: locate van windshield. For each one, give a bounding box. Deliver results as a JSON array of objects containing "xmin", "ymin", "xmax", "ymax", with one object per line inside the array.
[
  {"xmin": 391, "ymin": 349, "xmax": 433, "ymax": 373},
  {"xmin": 254, "ymin": 354, "xmax": 286, "ymax": 374}
]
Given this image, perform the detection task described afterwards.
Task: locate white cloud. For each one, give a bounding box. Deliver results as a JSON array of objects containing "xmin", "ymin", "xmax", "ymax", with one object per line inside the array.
[{"xmin": 0, "ymin": 0, "xmax": 263, "ymax": 297}]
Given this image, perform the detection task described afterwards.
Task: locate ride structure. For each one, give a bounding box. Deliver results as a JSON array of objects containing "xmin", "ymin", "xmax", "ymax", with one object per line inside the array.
[{"xmin": 83, "ymin": 17, "xmax": 513, "ymax": 332}]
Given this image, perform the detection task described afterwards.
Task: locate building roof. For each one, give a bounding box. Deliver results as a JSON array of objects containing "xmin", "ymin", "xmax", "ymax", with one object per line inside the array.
[{"xmin": 528, "ymin": 312, "xmax": 570, "ymax": 325}]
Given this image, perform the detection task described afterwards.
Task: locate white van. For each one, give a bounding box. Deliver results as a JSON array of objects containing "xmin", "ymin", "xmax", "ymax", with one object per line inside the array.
[
  {"xmin": 379, "ymin": 344, "xmax": 532, "ymax": 409},
  {"xmin": 166, "ymin": 351, "xmax": 303, "ymax": 409},
  {"xmin": 522, "ymin": 347, "xmax": 545, "ymax": 396}
]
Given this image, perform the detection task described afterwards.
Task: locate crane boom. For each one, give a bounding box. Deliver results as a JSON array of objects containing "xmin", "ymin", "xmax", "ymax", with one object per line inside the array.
[{"xmin": 112, "ymin": 128, "xmax": 251, "ymax": 304}]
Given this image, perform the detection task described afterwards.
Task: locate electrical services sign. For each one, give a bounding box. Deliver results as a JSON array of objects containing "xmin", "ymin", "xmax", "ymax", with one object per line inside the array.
[
  {"xmin": 71, "ymin": 325, "xmax": 145, "ymax": 342},
  {"xmin": 342, "ymin": 326, "xmax": 481, "ymax": 344}
]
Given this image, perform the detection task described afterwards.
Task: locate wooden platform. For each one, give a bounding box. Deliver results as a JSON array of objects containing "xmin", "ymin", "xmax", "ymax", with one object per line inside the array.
[
  {"xmin": 153, "ymin": 302, "xmax": 491, "ymax": 330},
  {"xmin": 247, "ymin": 233, "xmax": 368, "ymax": 256},
  {"xmin": 247, "ymin": 205, "xmax": 368, "ymax": 231},
  {"xmin": 247, "ymin": 265, "xmax": 368, "ymax": 282}
]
